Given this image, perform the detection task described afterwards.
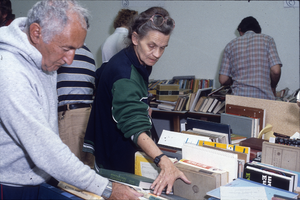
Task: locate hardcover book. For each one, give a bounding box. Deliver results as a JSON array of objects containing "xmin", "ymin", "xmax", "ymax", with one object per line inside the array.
[
  {"xmin": 225, "ymin": 104, "xmax": 265, "ymax": 132},
  {"xmin": 173, "ymin": 161, "xmax": 225, "ymax": 200},
  {"xmin": 189, "ymin": 87, "xmax": 212, "ymax": 112},
  {"xmin": 182, "ymin": 143, "xmax": 238, "ymax": 182},
  {"xmin": 156, "ymin": 84, "xmax": 180, "ymax": 101},
  {"xmin": 220, "ymin": 113, "xmax": 257, "ymax": 138},
  {"xmin": 243, "ymin": 164, "xmax": 294, "ymax": 192},
  {"xmin": 244, "ymin": 162, "xmax": 298, "ymax": 192},
  {"xmin": 186, "ymin": 118, "xmax": 231, "ymax": 144}
]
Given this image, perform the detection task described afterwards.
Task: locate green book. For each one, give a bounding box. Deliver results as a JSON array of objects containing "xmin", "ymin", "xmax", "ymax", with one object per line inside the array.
[{"xmin": 96, "ymin": 168, "xmax": 154, "ymax": 188}]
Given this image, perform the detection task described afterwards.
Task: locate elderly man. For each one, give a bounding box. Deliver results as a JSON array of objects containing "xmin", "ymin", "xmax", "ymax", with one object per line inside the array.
[{"xmin": 0, "ymin": 0, "xmax": 141, "ymax": 199}]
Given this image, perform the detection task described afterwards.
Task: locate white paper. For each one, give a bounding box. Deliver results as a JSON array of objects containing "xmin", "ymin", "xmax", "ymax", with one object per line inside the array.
[{"xmin": 220, "ymin": 186, "xmax": 268, "ymax": 200}]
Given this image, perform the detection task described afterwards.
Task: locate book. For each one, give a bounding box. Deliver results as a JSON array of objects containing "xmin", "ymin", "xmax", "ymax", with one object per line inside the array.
[
  {"xmin": 157, "ymin": 103, "xmax": 175, "ymax": 111},
  {"xmin": 192, "ymin": 128, "xmax": 229, "ymax": 144},
  {"xmin": 95, "ymin": 167, "xmax": 154, "ymax": 188},
  {"xmin": 156, "ymin": 84, "xmax": 180, "ymax": 101},
  {"xmin": 207, "ymin": 98, "xmax": 219, "ymax": 113},
  {"xmin": 134, "ymin": 151, "xmax": 178, "ymax": 180},
  {"xmin": 186, "ymin": 118, "xmax": 231, "ymax": 144},
  {"xmin": 239, "ymin": 137, "xmax": 268, "ymax": 150},
  {"xmin": 212, "ymin": 100, "xmax": 225, "ymax": 114},
  {"xmin": 194, "ymin": 96, "xmax": 206, "ymax": 112},
  {"xmin": 156, "ymin": 84, "xmax": 179, "ymax": 92},
  {"xmin": 178, "ymin": 95, "xmax": 189, "ymax": 111},
  {"xmin": 230, "ymin": 133, "xmax": 248, "ymax": 144},
  {"xmin": 178, "ymin": 159, "xmax": 229, "ymax": 184},
  {"xmin": 178, "ymin": 159, "xmax": 229, "ymax": 183},
  {"xmin": 221, "ymin": 113, "xmax": 257, "ymax": 138},
  {"xmin": 199, "ymin": 97, "xmax": 209, "ymax": 112},
  {"xmin": 156, "ymin": 94, "xmax": 179, "ymax": 101},
  {"xmin": 158, "ymin": 129, "xmax": 211, "ymax": 149},
  {"xmin": 225, "ymin": 104, "xmax": 266, "ymax": 132},
  {"xmin": 243, "ymin": 164, "xmax": 294, "ymax": 192},
  {"xmin": 244, "ymin": 162, "xmax": 298, "ymax": 192},
  {"xmin": 206, "ymin": 178, "xmax": 299, "ymax": 200},
  {"xmin": 189, "ymin": 87, "xmax": 212, "ymax": 112},
  {"xmin": 182, "ymin": 143, "xmax": 238, "ymax": 182},
  {"xmin": 261, "ymin": 142, "xmax": 300, "ymax": 172},
  {"xmin": 202, "ymin": 97, "xmax": 215, "ymax": 113},
  {"xmin": 197, "ymin": 140, "xmax": 250, "ymax": 162},
  {"xmin": 225, "ymin": 95, "xmax": 299, "ymax": 138},
  {"xmin": 207, "ymin": 85, "xmax": 231, "ymax": 101},
  {"xmin": 175, "ymin": 97, "xmax": 184, "ymax": 111},
  {"xmin": 183, "ymin": 129, "xmax": 223, "ymax": 144},
  {"xmin": 173, "ymin": 161, "xmax": 227, "ymax": 200},
  {"xmin": 57, "ymin": 181, "xmax": 102, "ymax": 200},
  {"xmin": 251, "ymin": 161, "xmax": 300, "ymax": 188},
  {"xmin": 186, "ymin": 93, "xmax": 195, "ymax": 111},
  {"xmin": 207, "ymin": 86, "xmax": 226, "ymax": 96}
]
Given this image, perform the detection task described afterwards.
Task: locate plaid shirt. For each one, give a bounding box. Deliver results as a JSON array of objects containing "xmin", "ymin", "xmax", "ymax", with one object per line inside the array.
[{"xmin": 220, "ymin": 31, "xmax": 282, "ymax": 100}]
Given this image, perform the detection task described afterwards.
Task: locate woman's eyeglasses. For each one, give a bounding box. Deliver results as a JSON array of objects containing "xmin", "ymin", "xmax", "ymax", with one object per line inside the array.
[{"xmin": 141, "ymin": 14, "xmax": 175, "ymax": 30}]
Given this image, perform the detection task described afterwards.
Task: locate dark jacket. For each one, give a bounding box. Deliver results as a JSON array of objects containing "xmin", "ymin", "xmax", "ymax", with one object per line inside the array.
[{"xmin": 84, "ymin": 46, "xmax": 152, "ymax": 173}]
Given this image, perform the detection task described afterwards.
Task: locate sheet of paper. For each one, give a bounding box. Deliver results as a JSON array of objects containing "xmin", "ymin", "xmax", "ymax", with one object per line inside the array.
[{"xmin": 220, "ymin": 186, "xmax": 268, "ymax": 200}]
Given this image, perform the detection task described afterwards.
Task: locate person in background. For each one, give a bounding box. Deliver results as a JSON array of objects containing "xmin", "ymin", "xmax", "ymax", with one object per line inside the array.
[
  {"xmin": 57, "ymin": 45, "xmax": 96, "ymax": 169},
  {"xmin": 219, "ymin": 16, "xmax": 282, "ymax": 100},
  {"xmin": 101, "ymin": 8, "xmax": 138, "ymax": 63},
  {"xmin": 0, "ymin": 0, "xmax": 15, "ymax": 27},
  {"xmin": 0, "ymin": 0, "xmax": 142, "ymax": 199},
  {"xmin": 84, "ymin": 6, "xmax": 191, "ymax": 196}
]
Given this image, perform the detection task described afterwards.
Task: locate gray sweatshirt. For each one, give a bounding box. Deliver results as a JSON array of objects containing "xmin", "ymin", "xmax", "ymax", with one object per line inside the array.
[{"xmin": 0, "ymin": 17, "xmax": 108, "ymax": 196}]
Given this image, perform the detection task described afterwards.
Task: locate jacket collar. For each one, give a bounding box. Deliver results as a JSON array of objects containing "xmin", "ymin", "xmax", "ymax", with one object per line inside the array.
[{"xmin": 125, "ymin": 45, "xmax": 152, "ymax": 82}]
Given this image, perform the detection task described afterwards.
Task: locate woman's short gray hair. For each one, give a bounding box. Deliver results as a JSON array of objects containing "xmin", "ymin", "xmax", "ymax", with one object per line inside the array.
[
  {"xmin": 128, "ymin": 7, "xmax": 174, "ymax": 46},
  {"xmin": 26, "ymin": 0, "xmax": 90, "ymax": 43}
]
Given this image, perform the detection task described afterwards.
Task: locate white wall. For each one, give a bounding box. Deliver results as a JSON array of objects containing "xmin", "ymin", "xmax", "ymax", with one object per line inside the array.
[{"xmin": 11, "ymin": 0, "xmax": 299, "ymax": 94}]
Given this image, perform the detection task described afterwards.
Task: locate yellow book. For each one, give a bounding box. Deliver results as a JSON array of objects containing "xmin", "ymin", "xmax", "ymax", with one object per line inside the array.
[{"xmin": 197, "ymin": 140, "xmax": 250, "ymax": 162}]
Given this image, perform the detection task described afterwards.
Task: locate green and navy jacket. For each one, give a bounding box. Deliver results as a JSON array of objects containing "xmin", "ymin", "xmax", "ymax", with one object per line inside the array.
[{"xmin": 84, "ymin": 45, "xmax": 152, "ymax": 173}]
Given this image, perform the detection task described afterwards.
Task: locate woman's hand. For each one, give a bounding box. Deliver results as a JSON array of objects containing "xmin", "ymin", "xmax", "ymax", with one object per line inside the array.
[{"xmin": 151, "ymin": 156, "xmax": 191, "ymax": 196}]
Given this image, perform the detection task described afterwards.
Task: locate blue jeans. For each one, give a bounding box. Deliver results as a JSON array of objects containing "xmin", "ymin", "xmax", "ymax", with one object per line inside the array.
[{"xmin": 1, "ymin": 184, "xmax": 39, "ymax": 199}]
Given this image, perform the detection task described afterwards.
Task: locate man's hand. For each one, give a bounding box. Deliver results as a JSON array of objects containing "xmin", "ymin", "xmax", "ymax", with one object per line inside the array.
[
  {"xmin": 107, "ymin": 182, "xmax": 143, "ymax": 200},
  {"xmin": 151, "ymin": 156, "xmax": 191, "ymax": 196}
]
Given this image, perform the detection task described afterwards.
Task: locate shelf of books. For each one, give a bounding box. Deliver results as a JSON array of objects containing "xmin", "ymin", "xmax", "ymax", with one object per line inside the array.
[{"xmin": 149, "ymin": 76, "xmax": 232, "ymax": 131}]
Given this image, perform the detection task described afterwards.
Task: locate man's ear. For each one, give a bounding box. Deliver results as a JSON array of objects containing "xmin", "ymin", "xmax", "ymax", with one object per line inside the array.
[
  {"xmin": 29, "ymin": 23, "xmax": 42, "ymax": 44},
  {"xmin": 131, "ymin": 31, "xmax": 139, "ymax": 46}
]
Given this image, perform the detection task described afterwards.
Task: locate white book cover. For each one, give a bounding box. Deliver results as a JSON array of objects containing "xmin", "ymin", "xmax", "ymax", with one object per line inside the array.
[
  {"xmin": 192, "ymin": 128, "xmax": 229, "ymax": 144},
  {"xmin": 158, "ymin": 130, "xmax": 211, "ymax": 149},
  {"xmin": 182, "ymin": 143, "xmax": 238, "ymax": 182}
]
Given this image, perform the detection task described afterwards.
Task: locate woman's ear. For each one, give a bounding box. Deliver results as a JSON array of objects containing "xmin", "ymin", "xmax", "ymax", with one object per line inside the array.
[
  {"xmin": 29, "ymin": 23, "xmax": 42, "ymax": 45},
  {"xmin": 131, "ymin": 31, "xmax": 139, "ymax": 46}
]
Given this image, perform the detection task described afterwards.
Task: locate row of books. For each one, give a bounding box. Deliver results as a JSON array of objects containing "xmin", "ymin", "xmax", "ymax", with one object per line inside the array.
[
  {"xmin": 154, "ymin": 86, "xmax": 231, "ymax": 114},
  {"xmin": 192, "ymin": 96, "xmax": 225, "ymax": 114},
  {"xmin": 155, "ymin": 96, "xmax": 225, "ymax": 114},
  {"xmin": 152, "ymin": 127, "xmax": 299, "ymax": 199},
  {"xmin": 148, "ymin": 76, "xmax": 214, "ymax": 94}
]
